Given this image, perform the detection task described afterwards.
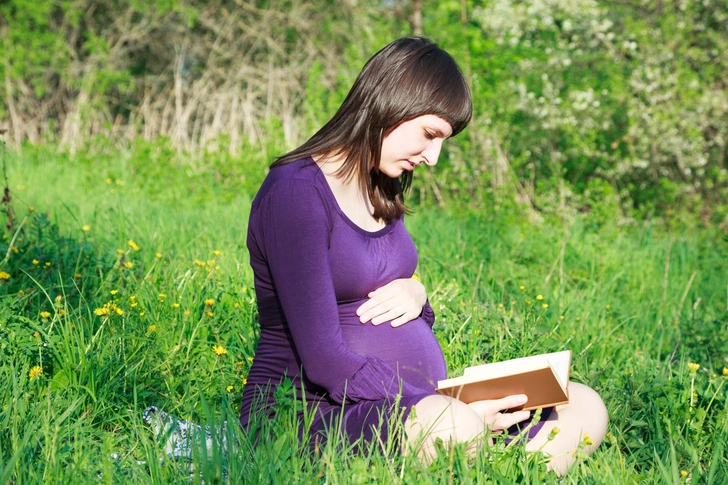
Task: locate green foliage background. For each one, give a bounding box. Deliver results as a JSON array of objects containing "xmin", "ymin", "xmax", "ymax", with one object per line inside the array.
[{"xmin": 2, "ymin": 0, "xmax": 727, "ymax": 221}]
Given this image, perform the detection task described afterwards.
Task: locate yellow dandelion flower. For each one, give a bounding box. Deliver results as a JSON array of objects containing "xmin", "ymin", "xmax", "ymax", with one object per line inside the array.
[
  {"xmin": 525, "ymin": 299, "xmax": 531, "ymax": 305},
  {"xmin": 194, "ymin": 259, "xmax": 206, "ymax": 267},
  {"xmin": 94, "ymin": 307, "xmax": 110, "ymax": 316},
  {"xmin": 184, "ymin": 310, "xmax": 191, "ymax": 316},
  {"xmin": 226, "ymin": 385, "xmax": 234, "ymax": 392},
  {"xmin": 559, "ymin": 315, "xmax": 565, "ymax": 320},
  {"xmin": 548, "ymin": 427, "xmax": 560, "ymax": 440},
  {"xmin": 172, "ymin": 303, "xmax": 180, "ymax": 308},
  {"xmin": 115, "ymin": 179, "xmax": 125, "ymax": 186},
  {"xmin": 242, "ymin": 378, "xmax": 248, "ymax": 385},
  {"xmin": 583, "ymin": 433, "xmax": 594, "ymax": 446},
  {"xmin": 28, "ymin": 206, "xmax": 35, "ymax": 212},
  {"xmin": 542, "ymin": 303, "xmax": 549, "ymax": 309},
  {"xmin": 536, "ymin": 294, "xmax": 543, "ymax": 301},
  {"xmin": 212, "ymin": 250, "xmax": 222, "ymax": 257},
  {"xmin": 58, "ymin": 309, "xmax": 65, "ymax": 316},
  {"xmin": 722, "ymin": 367, "xmax": 728, "ymax": 376},
  {"xmin": 40, "ymin": 311, "xmax": 51, "ymax": 319},
  {"xmin": 29, "ymin": 366, "xmax": 43, "ymax": 380},
  {"xmin": 44, "ymin": 261, "xmax": 50, "ymax": 267},
  {"xmin": 155, "ymin": 252, "xmax": 162, "ymax": 259},
  {"xmin": 688, "ymin": 362, "xmax": 700, "ymax": 373},
  {"xmin": 233, "ymin": 302, "xmax": 240, "ymax": 309},
  {"xmin": 130, "ymin": 302, "xmax": 137, "ymax": 308},
  {"xmin": 497, "ymin": 303, "xmax": 504, "ymax": 309},
  {"xmin": 110, "ymin": 290, "xmax": 118, "ymax": 295},
  {"xmin": 74, "ymin": 273, "xmax": 82, "ymax": 279},
  {"xmin": 106, "ymin": 178, "xmax": 112, "ymax": 184},
  {"xmin": 55, "ymin": 295, "xmax": 62, "ymax": 303},
  {"xmin": 158, "ymin": 293, "xmax": 167, "ymax": 300},
  {"xmin": 213, "ymin": 345, "xmax": 227, "ymax": 356},
  {"xmin": 205, "ymin": 310, "xmax": 213, "ymax": 317},
  {"xmin": 128, "ymin": 240, "xmax": 139, "ymax": 251},
  {"xmin": 680, "ymin": 470, "xmax": 688, "ymax": 477},
  {"xmin": 32, "ymin": 259, "xmax": 39, "ymax": 265},
  {"xmin": 606, "ymin": 304, "xmax": 611, "ymax": 310},
  {"xmin": 123, "ymin": 261, "xmax": 133, "ymax": 269},
  {"xmin": 204, "ymin": 299, "xmax": 215, "ymax": 307},
  {"xmin": 116, "ymin": 249, "xmax": 125, "ymax": 255},
  {"xmin": 0, "ymin": 271, "xmax": 12, "ymax": 280},
  {"xmin": 247, "ymin": 357, "xmax": 254, "ymax": 362},
  {"xmin": 114, "ymin": 307, "xmax": 124, "ymax": 316},
  {"xmin": 139, "ymin": 311, "xmax": 145, "ymax": 316},
  {"xmin": 82, "ymin": 225, "xmax": 90, "ymax": 232},
  {"xmin": 519, "ymin": 285, "xmax": 525, "ymax": 291},
  {"xmin": 148, "ymin": 325, "xmax": 156, "ymax": 333}
]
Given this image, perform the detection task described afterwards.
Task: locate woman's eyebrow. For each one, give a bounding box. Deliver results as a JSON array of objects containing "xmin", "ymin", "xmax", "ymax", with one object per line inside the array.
[{"xmin": 431, "ymin": 127, "xmax": 452, "ymax": 138}]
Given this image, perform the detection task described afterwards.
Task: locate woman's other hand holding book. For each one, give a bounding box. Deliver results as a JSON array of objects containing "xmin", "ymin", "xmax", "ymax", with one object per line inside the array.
[{"xmin": 467, "ymin": 394, "xmax": 531, "ymax": 432}]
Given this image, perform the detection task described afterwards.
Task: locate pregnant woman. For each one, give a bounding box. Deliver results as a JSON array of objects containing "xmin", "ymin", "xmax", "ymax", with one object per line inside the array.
[{"xmin": 239, "ymin": 37, "xmax": 607, "ymax": 474}]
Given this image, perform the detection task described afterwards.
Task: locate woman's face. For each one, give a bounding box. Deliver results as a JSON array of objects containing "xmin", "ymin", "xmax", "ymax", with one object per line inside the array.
[{"xmin": 378, "ymin": 114, "xmax": 453, "ymax": 178}]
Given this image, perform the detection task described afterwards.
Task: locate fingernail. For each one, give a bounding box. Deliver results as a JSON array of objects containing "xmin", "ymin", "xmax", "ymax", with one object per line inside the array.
[{"xmin": 516, "ymin": 395, "xmax": 528, "ymax": 404}]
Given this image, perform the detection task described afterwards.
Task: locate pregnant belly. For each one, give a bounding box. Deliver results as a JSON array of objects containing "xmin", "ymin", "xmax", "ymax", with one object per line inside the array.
[{"xmin": 338, "ymin": 301, "xmax": 447, "ymax": 391}]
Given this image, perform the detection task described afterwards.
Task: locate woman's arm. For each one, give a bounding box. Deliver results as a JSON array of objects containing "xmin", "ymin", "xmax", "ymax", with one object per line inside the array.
[{"xmin": 251, "ymin": 178, "xmax": 431, "ymax": 404}]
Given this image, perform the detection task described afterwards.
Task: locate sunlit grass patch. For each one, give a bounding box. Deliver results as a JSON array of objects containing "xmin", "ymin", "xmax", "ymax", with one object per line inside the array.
[{"xmin": 0, "ymin": 145, "xmax": 726, "ymax": 482}]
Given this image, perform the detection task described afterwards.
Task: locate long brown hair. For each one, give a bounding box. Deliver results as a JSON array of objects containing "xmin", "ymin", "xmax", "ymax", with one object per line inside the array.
[{"xmin": 273, "ymin": 37, "xmax": 472, "ymax": 223}]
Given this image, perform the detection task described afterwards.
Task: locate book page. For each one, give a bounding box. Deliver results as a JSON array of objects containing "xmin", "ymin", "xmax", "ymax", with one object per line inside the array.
[
  {"xmin": 546, "ymin": 351, "xmax": 571, "ymax": 389},
  {"xmin": 460, "ymin": 356, "xmax": 548, "ymax": 381},
  {"xmin": 463, "ymin": 351, "xmax": 566, "ymax": 377}
]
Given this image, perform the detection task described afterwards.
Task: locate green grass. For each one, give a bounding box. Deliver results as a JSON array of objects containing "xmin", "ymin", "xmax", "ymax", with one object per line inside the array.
[{"xmin": 1, "ymin": 143, "xmax": 727, "ymax": 483}]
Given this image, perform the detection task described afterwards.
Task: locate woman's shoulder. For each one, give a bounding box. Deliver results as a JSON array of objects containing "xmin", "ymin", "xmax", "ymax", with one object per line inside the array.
[{"xmin": 250, "ymin": 156, "xmax": 332, "ymax": 216}]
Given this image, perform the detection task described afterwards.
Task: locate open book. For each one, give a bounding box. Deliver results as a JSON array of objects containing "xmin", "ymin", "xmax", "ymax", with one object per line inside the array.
[{"xmin": 436, "ymin": 350, "xmax": 572, "ymax": 411}]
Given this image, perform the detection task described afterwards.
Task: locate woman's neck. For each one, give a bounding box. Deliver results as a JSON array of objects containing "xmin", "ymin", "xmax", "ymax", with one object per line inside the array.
[{"xmin": 314, "ymin": 155, "xmax": 386, "ymax": 232}]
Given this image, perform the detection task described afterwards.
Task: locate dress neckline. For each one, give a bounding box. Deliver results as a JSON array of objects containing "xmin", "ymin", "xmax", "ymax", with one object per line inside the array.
[{"xmin": 308, "ymin": 157, "xmax": 397, "ymax": 238}]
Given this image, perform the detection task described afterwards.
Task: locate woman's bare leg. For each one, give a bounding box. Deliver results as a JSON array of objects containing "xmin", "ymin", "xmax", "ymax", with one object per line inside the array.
[
  {"xmin": 525, "ymin": 382, "xmax": 608, "ymax": 475},
  {"xmin": 403, "ymin": 394, "xmax": 486, "ymax": 460},
  {"xmin": 404, "ymin": 382, "xmax": 607, "ymax": 475}
]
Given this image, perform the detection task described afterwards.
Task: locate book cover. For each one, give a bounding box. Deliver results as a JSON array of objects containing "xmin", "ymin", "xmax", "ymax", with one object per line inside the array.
[{"xmin": 436, "ymin": 350, "xmax": 572, "ymax": 411}]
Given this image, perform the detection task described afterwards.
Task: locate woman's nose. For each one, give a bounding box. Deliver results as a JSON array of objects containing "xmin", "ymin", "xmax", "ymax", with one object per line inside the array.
[{"xmin": 422, "ymin": 140, "xmax": 443, "ymax": 166}]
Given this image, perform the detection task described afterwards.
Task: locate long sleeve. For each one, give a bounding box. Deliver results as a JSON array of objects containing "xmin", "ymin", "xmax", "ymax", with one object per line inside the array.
[
  {"xmin": 249, "ymin": 178, "xmax": 429, "ymax": 404},
  {"xmin": 421, "ymin": 299, "xmax": 436, "ymax": 328}
]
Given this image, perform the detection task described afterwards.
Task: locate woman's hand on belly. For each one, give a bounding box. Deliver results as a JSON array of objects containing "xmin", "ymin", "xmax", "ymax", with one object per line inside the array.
[{"xmin": 356, "ymin": 277, "xmax": 427, "ymax": 327}]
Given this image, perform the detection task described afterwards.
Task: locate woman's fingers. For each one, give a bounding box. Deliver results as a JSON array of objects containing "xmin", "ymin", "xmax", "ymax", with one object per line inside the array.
[
  {"xmin": 357, "ymin": 294, "xmax": 397, "ymax": 323},
  {"xmin": 492, "ymin": 394, "xmax": 529, "ymax": 411},
  {"xmin": 466, "ymin": 394, "xmax": 530, "ymax": 430},
  {"xmin": 370, "ymin": 306, "xmax": 407, "ymax": 325},
  {"xmin": 491, "ymin": 410, "xmax": 532, "ymax": 431}
]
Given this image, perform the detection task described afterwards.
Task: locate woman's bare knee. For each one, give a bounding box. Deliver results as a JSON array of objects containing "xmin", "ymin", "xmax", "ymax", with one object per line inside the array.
[
  {"xmin": 404, "ymin": 394, "xmax": 486, "ymax": 458},
  {"xmin": 526, "ymin": 382, "xmax": 608, "ymax": 475}
]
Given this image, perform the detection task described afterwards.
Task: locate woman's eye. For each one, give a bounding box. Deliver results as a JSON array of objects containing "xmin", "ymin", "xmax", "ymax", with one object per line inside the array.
[{"xmin": 424, "ymin": 131, "xmax": 435, "ymax": 140}]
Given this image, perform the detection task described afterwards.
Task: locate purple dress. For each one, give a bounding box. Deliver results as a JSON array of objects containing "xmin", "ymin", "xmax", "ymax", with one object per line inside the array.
[{"xmin": 239, "ymin": 157, "xmax": 446, "ymax": 444}]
